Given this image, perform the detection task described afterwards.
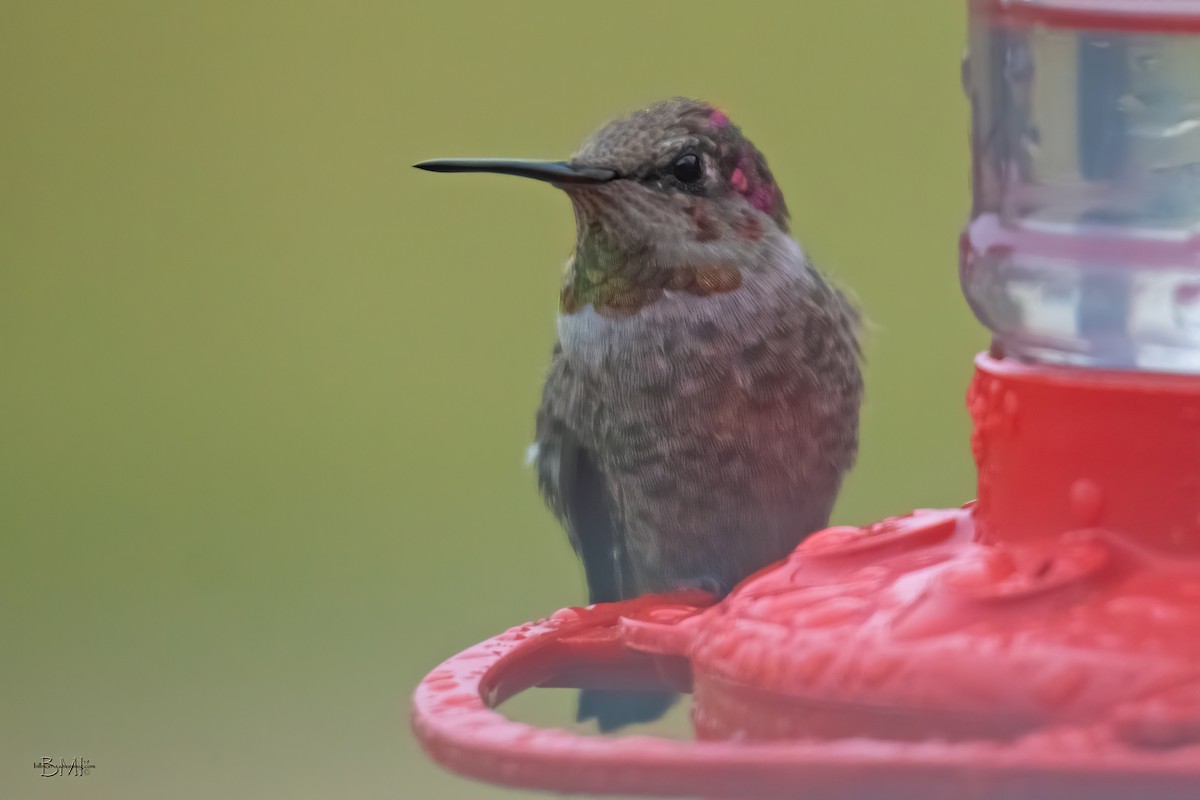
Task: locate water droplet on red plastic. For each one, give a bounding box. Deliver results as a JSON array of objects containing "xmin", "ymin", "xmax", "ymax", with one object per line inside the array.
[
  {"xmin": 1068, "ymin": 479, "xmax": 1104, "ymax": 526},
  {"xmin": 1034, "ymin": 664, "xmax": 1089, "ymax": 709},
  {"xmin": 1003, "ymin": 390, "xmax": 1019, "ymax": 416},
  {"xmin": 551, "ymin": 607, "xmax": 583, "ymax": 622}
]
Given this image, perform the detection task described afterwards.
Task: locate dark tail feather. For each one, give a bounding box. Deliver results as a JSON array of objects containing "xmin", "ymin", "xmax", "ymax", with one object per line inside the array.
[{"xmin": 577, "ymin": 689, "xmax": 677, "ymax": 732}]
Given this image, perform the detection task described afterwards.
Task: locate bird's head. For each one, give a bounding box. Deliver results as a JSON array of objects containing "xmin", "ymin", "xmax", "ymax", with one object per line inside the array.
[{"xmin": 417, "ymin": 98, "xmax": 791, "ymax": 271}]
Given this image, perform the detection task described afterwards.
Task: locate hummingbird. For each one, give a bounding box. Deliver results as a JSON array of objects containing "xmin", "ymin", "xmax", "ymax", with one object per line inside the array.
[{"xmin": 416, "ymin": 98, "xmax": 863, "ymax": 731}]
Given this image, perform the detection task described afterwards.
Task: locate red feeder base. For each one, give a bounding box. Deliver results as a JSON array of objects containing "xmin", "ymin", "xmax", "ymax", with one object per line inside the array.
[{"xmin": 411, "ymin": 355, "xmax": 1200, "ymax": 798}]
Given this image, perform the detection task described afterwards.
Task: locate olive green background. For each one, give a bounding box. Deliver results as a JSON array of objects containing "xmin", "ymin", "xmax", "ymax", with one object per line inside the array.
[{"xmin": 2, "ymin": 2, "xmax": 977, "ymax": 798}]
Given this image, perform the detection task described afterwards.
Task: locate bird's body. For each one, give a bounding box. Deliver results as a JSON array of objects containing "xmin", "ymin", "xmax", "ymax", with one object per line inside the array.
[
  {"xmin": 538, "ymin": 236, "xmax": 860, "ymax": 601},
  {"xmin": 417, "ymin": 98, "xmax": 863, "ymax": 731}
]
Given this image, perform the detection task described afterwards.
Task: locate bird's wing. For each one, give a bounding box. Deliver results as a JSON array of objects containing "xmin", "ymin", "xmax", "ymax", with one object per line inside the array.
[{"xmin": 534, "ymin": 344, "xmax": 627, "ymax": 604}]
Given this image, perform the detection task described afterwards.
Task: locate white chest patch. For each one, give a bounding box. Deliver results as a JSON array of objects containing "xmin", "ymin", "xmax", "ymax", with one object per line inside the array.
[{"xmin": 556, "ymin": 294, "xmax": 703, "ymax": 375}]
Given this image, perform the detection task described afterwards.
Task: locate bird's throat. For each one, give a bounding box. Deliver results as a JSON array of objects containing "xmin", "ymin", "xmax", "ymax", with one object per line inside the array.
[{"xmin": 560, "ymin": 229, "xmax": 742, "ymax": 316}]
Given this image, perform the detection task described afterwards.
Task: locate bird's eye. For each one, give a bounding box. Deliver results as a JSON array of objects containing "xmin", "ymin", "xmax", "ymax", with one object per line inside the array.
[{"xmin": 671, "ymin": 153, "xmax": 702, "ymax": 184}]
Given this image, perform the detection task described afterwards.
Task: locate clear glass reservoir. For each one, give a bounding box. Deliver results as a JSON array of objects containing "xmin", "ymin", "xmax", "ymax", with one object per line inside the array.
[{"xmin": 962, "ymin": 1, "xmax": 1200, "ymax": 372}]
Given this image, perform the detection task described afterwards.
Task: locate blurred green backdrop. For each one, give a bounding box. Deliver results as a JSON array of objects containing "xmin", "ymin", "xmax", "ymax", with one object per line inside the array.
[{"xmin": 1, "ymin": 2, "xmax": 976, "ymax": 798}]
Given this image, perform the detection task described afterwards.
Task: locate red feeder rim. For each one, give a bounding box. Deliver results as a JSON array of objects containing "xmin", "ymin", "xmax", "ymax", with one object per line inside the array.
[
  {"xmin": 411, "ymin": 581, "xmax": 1200, "ymax": 799},
  {"xmin": 975, "ymin": 0, "xmax": 1200, "ymax": 33}
]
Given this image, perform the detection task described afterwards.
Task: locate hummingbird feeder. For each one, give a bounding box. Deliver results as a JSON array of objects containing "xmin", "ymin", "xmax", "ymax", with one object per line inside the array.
[{"xmin": 412, "ymin": 2, "xmax": 1200, "ymax": 797}]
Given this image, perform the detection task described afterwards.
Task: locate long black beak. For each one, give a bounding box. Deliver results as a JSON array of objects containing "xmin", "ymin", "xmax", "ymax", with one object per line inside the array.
[{"xmin": 413, "ymin": 158, "xmax": 617, "ymax": 185}]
